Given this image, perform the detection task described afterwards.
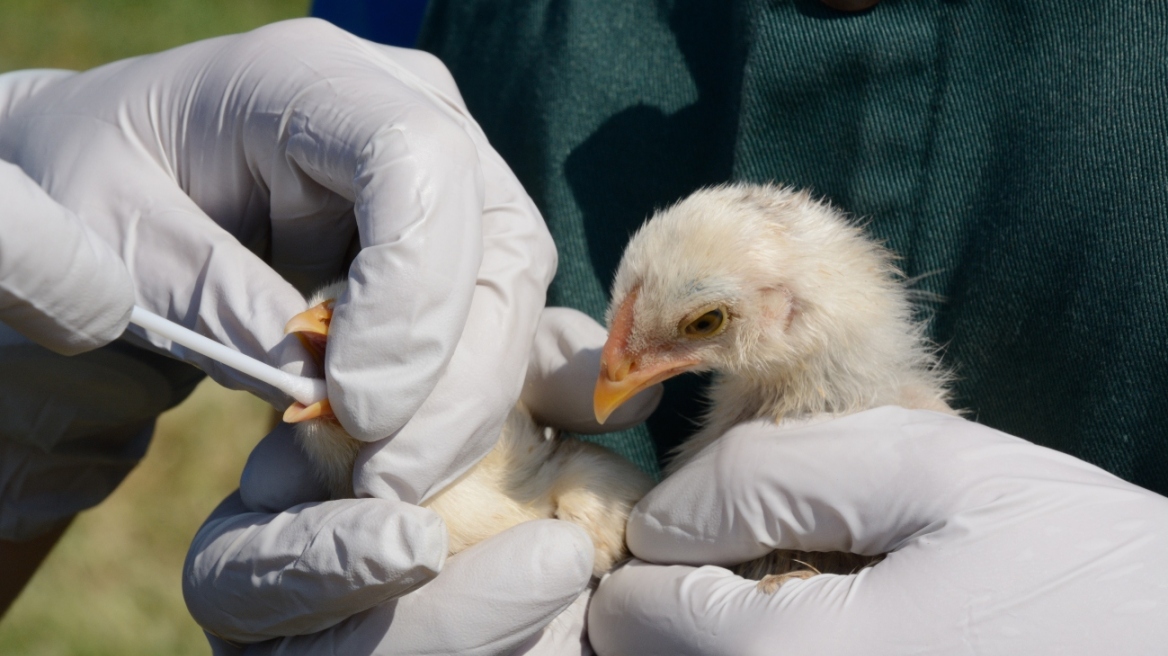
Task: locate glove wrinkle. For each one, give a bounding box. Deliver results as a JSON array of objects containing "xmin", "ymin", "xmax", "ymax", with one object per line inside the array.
[
  {"xmin": 248, "ymin": 520, "xmax": 593, "ymax": 656},
  {"xmin": 0, "ymin": 159, "xmax": 134, "ymax": 354}
]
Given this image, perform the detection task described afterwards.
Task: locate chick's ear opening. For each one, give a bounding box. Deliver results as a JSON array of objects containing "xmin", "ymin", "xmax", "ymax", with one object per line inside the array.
[{"xmin": 759, "ymin": 285, "xmax": 798, "ymax": 333}]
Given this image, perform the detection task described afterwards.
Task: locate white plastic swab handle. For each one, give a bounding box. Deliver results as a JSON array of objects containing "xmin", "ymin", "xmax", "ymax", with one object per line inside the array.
[{"xmin": 129, "ymin": 305, "xmax": 328, "ymax": 407}]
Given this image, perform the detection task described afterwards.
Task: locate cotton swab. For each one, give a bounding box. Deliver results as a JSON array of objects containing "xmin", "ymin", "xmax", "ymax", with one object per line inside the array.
[{"xmin": 128, "ymin": 305, "xmax": 327, "ymax": 407}]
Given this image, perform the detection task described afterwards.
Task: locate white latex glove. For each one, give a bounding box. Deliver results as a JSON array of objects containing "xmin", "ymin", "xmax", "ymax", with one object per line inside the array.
[
  {"xmin": 523, "ymin": 307, "xmax": 664, "ymax": 435},
  {"xmin": 0, "ymin": 157, "xmax": 132, "ymax": 354},
  {"xmin": 187, "ymin": 424, "xmax": 593, "ymax": 654},
  {"xmin": 185, "ymin": 308, "xmax": 657, "ymax": 654},
  {"xmin": 0, "ymin": 20, "xmax": 556, "ymax": 505},
  {"xmin": 588, "ymin": 407, "xmax": 1168, "ymax": 655}
]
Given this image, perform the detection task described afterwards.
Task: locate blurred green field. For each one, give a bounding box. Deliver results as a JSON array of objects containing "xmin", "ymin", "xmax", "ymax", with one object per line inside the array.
[
  {"xmin": 0, "ymin": 1, "xmax": 310, "ymax": 654},
  {"xmin": 0, "ymin": 0, "xmax": 308, "ymax": 72}
]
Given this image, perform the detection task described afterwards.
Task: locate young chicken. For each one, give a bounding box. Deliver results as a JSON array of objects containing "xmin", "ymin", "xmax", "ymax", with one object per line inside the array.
[
  {"xmin": 593, "ymin": 183, "xmax": 954, "ymax": 592},
  {"xmin": 283, "ymin": 281, "xmax": 653, "ymax": 577}
]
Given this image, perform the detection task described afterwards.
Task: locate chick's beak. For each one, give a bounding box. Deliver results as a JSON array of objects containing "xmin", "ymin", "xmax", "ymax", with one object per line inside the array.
[
  {"xmin": 283, "ymin": 299, "xmax": 336, "ymax": 423},
  {"xmin": 285, "ymin": 300, "xmax": 334, "ymax": 366},
  {"xmin": 593, "ymin": 291, "xmax": 699, "ymax": 424}
]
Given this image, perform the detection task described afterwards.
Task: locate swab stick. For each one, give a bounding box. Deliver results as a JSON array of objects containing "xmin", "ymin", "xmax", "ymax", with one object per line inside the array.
[{"xmin": 129, "ymin": 305, "xmax": 327, "ymax": 406}]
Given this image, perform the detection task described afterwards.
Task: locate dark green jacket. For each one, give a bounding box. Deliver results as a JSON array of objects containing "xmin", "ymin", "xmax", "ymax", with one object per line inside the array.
[{"xmin": 419, "ymin": 1, "xmax": 1168, "ymax": 490}]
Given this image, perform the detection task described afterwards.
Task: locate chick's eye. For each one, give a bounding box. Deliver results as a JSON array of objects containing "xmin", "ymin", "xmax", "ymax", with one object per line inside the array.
[{"xmin": 683, "ymin": 308, "xmax": 725, "ymax": 338}]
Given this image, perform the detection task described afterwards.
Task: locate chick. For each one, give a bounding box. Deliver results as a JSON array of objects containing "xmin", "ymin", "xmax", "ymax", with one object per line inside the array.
[
  {"xmin": 283, "ymin": 280, "xmax": 653, "ymax": 577},
  {"xmin": 594, "ymin": 183, "xmax": 954, "ymax": 592}
]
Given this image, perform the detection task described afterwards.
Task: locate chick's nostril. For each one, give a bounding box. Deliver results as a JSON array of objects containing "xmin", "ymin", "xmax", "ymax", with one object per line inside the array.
[
  {"xmin": 600, "ymin": 354, "xmax": 636, "ymax": 383},
  {"xmin": 612, "ymin": 358, "xmax": 634, "ymax": 382}
]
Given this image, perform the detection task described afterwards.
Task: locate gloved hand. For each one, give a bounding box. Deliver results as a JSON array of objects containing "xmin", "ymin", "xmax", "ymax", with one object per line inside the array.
[
  {"xmin": 523, "ymin": 307, "xmax": 664, "ymax": 435},
  {"xmin": 185, "ymin": 307, "xmax": 660, "ymax": 655},
  {"xmin": 0, "ymin": 18, "xmax": 556, "ymax": 505},
  {"xmin": 187, "ymin": 424, "xmax": 594, "ymax": 656},
  {"xmin": 588, "ymin": 407, "xmax": 1168, "ymax": 655},
  {"xmin": 0, "ymin": 157, "xmax": 132, "ymax": 354}
]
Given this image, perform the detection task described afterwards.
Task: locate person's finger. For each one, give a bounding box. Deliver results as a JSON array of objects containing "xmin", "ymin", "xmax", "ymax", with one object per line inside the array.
[
  {"xmin": 356, "ymin": 40, "xmax": 468, "ymax": 111},
  {"xmin": 511, "ymin": 588, "xmax": 593, "ymax": 656},
  {"xmin": 588, "ymin": 561, "xmax": 815, "ymax": 656},
  {"xmin": 628, "ymin": 406, "xmax": 1134, "ymax": 565},
  {"xmin": 184, "ymin": 491, "xmax": 446, "ymax": 644},
  {"xmin": 0, "ymin": 69, "xmax": 75, "ymax": 116},
  {"xmin": 351, "ymin": 114, "xmax": 556, "ymax": 504},
  {"xmin": 523, "ymin": 307, "xmax": 663, "ymax": 434},
  {"xmin": 238, "ymin": 423, "xmax": 329, "ymax": 513},
  {"xmin": 591, "ymin": 559, "xmax": 955, "ymax": 656},
  {"xmin": 245, "ymin": 519, "xmax": 594, "ymax": 656},
  {"xmin": 0, "ymin": 159, "xmax": 133, "ymax": 354}
]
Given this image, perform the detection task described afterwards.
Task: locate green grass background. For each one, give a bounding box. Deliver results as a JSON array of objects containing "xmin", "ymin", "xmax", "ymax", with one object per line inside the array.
[{"xmin": 0, "ymin": 2, "xmax": 311, "ymax": 654}]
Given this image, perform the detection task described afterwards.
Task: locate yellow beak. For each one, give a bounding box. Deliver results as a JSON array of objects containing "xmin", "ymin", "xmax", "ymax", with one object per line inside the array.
[
  {"xmin": 283, "ymin": 299, "xmax": 336, "ymax": 423},
  {"xmin": 593, "ymin": 289, "xmax": 699, "ymax": 424},
  {"xmin": 285, "ymin": 300, "xmax": 333, "ymax": 344},
  {"xmin": 283, "ymin": 398, "xmax": 333, "ymax": 423},
  {"xmin": 593, "ymin": 355, "xmax": 698, "ymax": 424}
]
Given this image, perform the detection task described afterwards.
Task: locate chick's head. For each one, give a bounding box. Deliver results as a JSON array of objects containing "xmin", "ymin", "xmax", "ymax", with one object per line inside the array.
[{"xmin": 594, "ymin": 183, "xmax": 912, "ymax": 424}]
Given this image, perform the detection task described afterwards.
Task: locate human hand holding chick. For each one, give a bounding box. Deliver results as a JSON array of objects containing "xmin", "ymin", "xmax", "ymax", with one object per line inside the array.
[
  {"xmin": 588, "ymin": 407, "xmax": 1168, "ymax": 655},
  {"xmin": 0, "ymin": 19, "xmax": 657, "ymax": 652},
  {"xmin": 0, "ymin": 18, "xmax": 557, "ymax": 505},
  {"xmin": 186, "ymin": 307, "xmax": 660, "ymax": 655}
]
